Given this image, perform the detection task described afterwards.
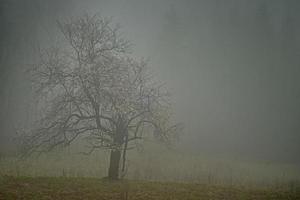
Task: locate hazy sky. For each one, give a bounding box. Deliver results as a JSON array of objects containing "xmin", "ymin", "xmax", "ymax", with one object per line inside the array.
[{"xmin": 0, "ymin": 0, "xmax": 299, "ymax": 163}]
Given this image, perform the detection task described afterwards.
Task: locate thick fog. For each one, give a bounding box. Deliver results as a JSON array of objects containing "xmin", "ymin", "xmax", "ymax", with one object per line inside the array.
[{"xmin": 0, "ymin": 0, "xmax": 299, "ymax": 164}]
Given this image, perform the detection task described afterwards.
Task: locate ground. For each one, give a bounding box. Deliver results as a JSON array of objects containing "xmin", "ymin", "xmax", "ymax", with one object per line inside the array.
[{"xmin": 0, "ymin": 176, "xmax": 299, "ymax": 200}]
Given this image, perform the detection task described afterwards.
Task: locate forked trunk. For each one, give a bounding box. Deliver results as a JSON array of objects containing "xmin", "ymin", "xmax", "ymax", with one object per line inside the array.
[{"xmin": 108, "ymin": 149, "xmax": 121, "ymax": 180}]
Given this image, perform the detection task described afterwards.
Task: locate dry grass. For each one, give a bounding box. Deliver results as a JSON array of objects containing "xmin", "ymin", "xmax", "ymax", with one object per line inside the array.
[{"xmin": 0, "ymin": 176, "xmax": 299, "ymax": 200}]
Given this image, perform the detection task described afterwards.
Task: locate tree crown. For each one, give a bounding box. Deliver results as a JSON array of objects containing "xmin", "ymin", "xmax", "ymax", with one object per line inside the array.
[{"xmin": 20, "ymin": 14, "xmax": 181, "ymax": 156}]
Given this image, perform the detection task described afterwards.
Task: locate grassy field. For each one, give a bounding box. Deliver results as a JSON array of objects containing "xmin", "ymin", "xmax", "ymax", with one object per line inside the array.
[
  {"xmin": 0, "ymin": 176, "xmax": 299, "ymax": 200},
  {"xmin": 1, "ymin": 143, "xmax": 300, "ymax": 187},
  {"xmin": 1, "ymin": 144, "xmax": 300, "ymax": 199}
]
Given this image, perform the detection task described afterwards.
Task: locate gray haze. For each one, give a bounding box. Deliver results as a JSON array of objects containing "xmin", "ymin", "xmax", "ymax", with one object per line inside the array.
[{"xmin": 0, "ymin": 0, "xmax": 299, "ymax": 163}]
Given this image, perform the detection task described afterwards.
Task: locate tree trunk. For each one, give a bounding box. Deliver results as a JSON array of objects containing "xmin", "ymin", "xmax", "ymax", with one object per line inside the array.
[
  {"xmin": 108, "ymin": 119, "xmax": 125, "ymax": 180},
  {"xmin": 108, "ymin": 149, "xmax": 121, "ymax": 180}
]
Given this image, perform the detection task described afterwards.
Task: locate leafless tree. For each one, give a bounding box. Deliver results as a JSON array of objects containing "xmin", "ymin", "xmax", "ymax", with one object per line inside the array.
[{"xmin": 20, "ymin": 14, "xmax": 181, "ymax": 180}]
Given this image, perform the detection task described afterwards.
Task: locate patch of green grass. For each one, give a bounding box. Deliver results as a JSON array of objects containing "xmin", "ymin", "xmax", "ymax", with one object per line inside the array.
[{"xmin": 0, "ymin": 176, "xmax": 299, "ymax": 200}]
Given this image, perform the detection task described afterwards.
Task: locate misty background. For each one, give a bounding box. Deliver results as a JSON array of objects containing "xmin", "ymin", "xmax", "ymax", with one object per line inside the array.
[{"xmin": 0, "ymin": 0, "xmax": 299, "ymax": 164}]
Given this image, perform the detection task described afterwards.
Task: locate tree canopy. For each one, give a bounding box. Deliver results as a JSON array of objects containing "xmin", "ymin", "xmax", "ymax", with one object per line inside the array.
[{"xmin": 20, "ymin": 14, "xmax": 181, "ymax": 179}]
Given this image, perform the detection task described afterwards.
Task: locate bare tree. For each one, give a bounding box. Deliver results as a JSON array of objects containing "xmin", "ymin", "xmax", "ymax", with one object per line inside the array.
[{"xmin": 20, "ymin": 14, "xmax": 181, "ymax": 180}]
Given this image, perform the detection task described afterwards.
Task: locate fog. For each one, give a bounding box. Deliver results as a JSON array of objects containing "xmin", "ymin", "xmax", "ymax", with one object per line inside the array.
[{"xmin": 1, "ymin": 0, "xmax": 300, "ymax": 167}]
